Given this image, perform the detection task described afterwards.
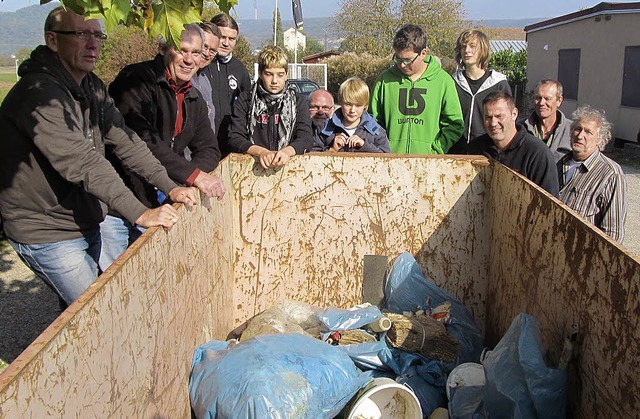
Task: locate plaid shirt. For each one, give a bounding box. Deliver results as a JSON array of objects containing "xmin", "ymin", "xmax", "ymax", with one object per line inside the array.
[{"xmin": 558, "ymin": 149, "xmax": 627, "ymax": 242}]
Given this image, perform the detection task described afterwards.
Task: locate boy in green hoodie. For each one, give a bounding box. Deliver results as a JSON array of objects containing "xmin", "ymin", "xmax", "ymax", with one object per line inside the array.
[{"xmin": 371, "ymin": 24, "xmax": 464, "ymax": 154}]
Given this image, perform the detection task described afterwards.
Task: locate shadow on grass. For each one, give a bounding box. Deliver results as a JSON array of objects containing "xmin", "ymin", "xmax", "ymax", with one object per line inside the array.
[{"xmin": 0, "ymin": 239, "xmax": 61, "ymax": 370}]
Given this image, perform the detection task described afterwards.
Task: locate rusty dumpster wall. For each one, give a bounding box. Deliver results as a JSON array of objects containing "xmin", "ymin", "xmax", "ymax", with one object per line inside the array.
[
  {"xmin": 485, "ymin": 163, "xmax": 640, "ymax": 418},
  {"xmin": 228, "ymin": 154, "xmax": 492, "ymax": 329},
  {"xmin": 0, "ymin": 154, "xmax": 494, "ymax": 417},
  {"xmin": 0, "ymin": 163, "xmax": 235, "ymax": 418}
]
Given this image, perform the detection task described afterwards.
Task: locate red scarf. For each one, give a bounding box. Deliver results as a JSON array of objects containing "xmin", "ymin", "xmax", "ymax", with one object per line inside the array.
[{"xmin": 165, "ymin": 69, "xmax": 192, "ymax": 138}]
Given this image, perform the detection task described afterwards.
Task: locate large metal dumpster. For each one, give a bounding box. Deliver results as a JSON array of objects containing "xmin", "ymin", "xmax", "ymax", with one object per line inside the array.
[{"xmin": 0, "ymin": 154, "xmax": 638, "ymax": 417}]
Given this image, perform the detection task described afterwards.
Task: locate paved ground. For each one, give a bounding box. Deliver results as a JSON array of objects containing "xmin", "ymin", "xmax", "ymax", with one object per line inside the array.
[{"xmin": 1, "ymin": 157, "xmax": 639, "ymax": 373}]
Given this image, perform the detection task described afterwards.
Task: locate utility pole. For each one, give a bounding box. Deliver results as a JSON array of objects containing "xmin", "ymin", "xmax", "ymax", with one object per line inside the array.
[
  {"xmin": 10, "ymin": 54, "xmax": 18, "ymax": 82},
  {"xmin": 254, "ymin": 0, "xmax": 257, "ymax": 20}
]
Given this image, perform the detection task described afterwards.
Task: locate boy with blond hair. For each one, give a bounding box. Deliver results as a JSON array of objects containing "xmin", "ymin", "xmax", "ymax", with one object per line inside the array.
[
  {"xmin": 228, "ymin": 45, "xmax": 313, "ymax": 168},
  {"xmin": 313, "ymin": 77, "xmax": 390, "ymax": 153}
]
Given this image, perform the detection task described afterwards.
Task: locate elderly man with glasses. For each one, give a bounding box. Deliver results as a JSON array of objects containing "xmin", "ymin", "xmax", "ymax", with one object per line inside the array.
[
  {"xmin": 0, "ymin": 7, "xmax": 199, "ymax": 306},
  {"xmin": 102, "ymin": 22, "xmax": 225, "ymax": 271},
  {"xmin": 371, "ymin": 24, "xmax": 464, "ymax": 154},
  {"xmin": 308, "ymin": 89, "xmax": 335, "ymax": 148}
]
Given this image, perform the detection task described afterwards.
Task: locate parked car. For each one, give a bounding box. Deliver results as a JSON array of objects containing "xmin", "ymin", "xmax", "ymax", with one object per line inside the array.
[{"xmin": 287, "ymin": 79, "xmax": 320, "ymax": 96}]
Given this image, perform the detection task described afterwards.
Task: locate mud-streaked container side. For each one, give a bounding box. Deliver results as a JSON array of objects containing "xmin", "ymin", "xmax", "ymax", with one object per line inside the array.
[
  {"xmin": 485, "ymin": 162, "xmax": 640, "ymax": 418},
  {"xmin": 229, "ymin": 154, "xmax": 492, "ymax": 329},
  {"xmin": 0, "ymin": 163, "xmax": 235, "ymax": 418}
]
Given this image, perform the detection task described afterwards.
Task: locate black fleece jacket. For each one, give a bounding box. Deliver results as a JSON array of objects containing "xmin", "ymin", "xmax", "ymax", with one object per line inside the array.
[{"xmin": 108, "ymin": 55, "xmax": 220, "ymax": 207}]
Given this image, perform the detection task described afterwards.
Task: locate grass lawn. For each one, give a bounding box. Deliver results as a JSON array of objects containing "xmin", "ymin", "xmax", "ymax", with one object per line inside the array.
[{"xmin": 0, "ymin": 73, "xmax": 17, "ymax": 105}]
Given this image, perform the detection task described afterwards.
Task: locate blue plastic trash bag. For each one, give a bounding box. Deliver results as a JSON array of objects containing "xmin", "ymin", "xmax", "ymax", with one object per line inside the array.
[
  {"xmin": 482, "ymin": 313, "xmax": 567, "ymax": 418},
  {"xmin": 319, "ymin": 305, "xmax": 384, "ymax": 331},
  {"xmin": 189, "ymin": 333, "xmax": 372, "ymax": 419},
  {"xmin": 336, "ymin": 340, "xmax": 393, "ymax": 371},
  {"xmin": 383, "ymin": 252, "xmax": 484, "ymax": 364},
  {"xmin": 448, "ymin": 385, "xmax": 486, "ymax": 419}
]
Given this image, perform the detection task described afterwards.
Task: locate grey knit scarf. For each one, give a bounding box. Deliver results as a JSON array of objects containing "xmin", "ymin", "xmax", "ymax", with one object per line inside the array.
[{"xmin": 248, "ymin": 81, "xmax": 297, "ymax": 150}]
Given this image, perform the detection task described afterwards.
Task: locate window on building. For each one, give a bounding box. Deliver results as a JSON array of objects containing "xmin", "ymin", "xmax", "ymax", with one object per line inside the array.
[
  {"xmin": 558, "ymin": 49, "xmax": 580, "ymax": 100},
  {"xmin": 622, "ymin": 45, "xmax": 640, "ymax": 108}
]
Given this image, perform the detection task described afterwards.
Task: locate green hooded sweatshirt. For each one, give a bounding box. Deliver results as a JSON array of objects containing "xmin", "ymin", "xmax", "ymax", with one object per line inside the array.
[{"xmin": 370, "ymin": 55, "xmax": 464, "ymax": 154}]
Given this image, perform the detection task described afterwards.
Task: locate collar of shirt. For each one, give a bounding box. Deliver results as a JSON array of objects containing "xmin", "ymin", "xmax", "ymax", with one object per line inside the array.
[{"xmin": 165, "ymin": 69, "xmax": 193, "ymax": 95}]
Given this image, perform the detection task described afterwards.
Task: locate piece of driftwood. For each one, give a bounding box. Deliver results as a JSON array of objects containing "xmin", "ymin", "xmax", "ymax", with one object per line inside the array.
[{"xmin": 385, "ymin": 312, "xmax": 459, "ymax": 362}]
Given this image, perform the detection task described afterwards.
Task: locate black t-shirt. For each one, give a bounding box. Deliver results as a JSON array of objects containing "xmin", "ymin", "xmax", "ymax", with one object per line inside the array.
[{"xmin": 464, "ymin": 70, "xmax": 491, "ymax": 95}]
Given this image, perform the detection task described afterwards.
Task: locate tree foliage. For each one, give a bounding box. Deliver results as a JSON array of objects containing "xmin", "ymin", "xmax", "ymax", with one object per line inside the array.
[
  {"xmin": 322, "ymin": 52, "xmax": 391, "ymax": 97},
  {"xmin": 94, "ymin": 24, "xmax": 157, "ymax": 85},
  {"xmin": 234, "ymin": 35, "xmax": 256, "ymax": 77},
  {"xmin": 490, "ymin": 49, "xmax": 527, "ymax": 86},
  {"xmin": 272, "ymin": 8, "xmax": 284, "ymax": 49},
  {"xmin": 48, "ymin": 0, "xmax": 236, "ymax": 49},
  {"xmin": 335, "ymin": 0, "xmax": 465, "ymax": 58}
]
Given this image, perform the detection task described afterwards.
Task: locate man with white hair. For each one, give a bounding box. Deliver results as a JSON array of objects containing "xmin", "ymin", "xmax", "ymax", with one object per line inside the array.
[
  {"xmin": 558, "ymin": 105, "xmax": 627, "ymax": 242},
  {"xmin": 103, "ymin": 23, "xmax": 225, "ymax": 270}
]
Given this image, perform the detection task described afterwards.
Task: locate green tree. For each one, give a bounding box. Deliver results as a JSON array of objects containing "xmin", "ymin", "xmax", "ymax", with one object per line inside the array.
[
  {"xmin": 46, "ymin": 0, "xmax": 238, "ymax": 49},
  {"xmin": 235, "ymin": 35, "xmax": 256, "ymax": 77},
  {"xmin": 490, "ymin": 49, "xmax": 527, "ymax": 86},
  {"xmin": 336, "ymin": 0, "xmax": 464, "ymax": 58},
  {"xmin": 15, "ymin": 47, "xmax": 32, "ymax": 64},
  {"xmin": 201, "ymin": 1, "xmax": 222, "ymax": 21},
  {"xmin": 272, "ymin": 7, "xmax": 284, "ymax": 49},
  {"xmin": 94, "ymin": 25, "xmax": 158, "ymax": 85},
  {"xmin": 490, "ymin": 49, "xmax": 528, "ymax": 111},
  {"xmin": 323, "ymin": 53, "xmax": 391, "ymax": 97}
]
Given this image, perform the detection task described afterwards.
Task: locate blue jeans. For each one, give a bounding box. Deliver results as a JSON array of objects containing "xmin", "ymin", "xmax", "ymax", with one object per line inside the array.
[
  {"xmin": 8, "ymin": 230, "xmax": 101, "ymax": 305},
  {"xmin": 99, "ymin": 215, "xmax": 144, "ymax": 272}
]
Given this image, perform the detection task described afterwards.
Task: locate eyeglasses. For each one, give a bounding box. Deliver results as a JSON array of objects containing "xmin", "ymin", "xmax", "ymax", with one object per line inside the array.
[
  {"xmin": 51, "ymin": 30, "xmax": 107, "ymax": 41},
  {"xmin": 177, "ymin": 48, "xmax": 202, "ymax": 59},
  {"xmin": 393, "ymin": 52, "xmax": 420, "ymax": 66},
  {"xmin": 309, "ymin": 105, "xmax": 334, "ymax": 112}
]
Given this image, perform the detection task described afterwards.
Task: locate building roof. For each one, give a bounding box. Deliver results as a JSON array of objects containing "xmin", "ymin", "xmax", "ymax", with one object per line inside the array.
[
  {"xmin": 302, "ymin": 50, "xmax": 343, "ymax": 63},
  {"xmin": 525, "ymin": 1, "xmax": 640, "ymax": 33},
  {"xmin": 490, "ymin": 40, "xmax": 527, "ymax": 53}
]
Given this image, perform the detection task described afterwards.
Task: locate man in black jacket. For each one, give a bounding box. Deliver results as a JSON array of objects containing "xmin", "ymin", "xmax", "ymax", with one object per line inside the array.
[
  {"xmin": 103, "ymin": 23, "xmax": 225, "ymax": 270},
  {"xmin": 0, "ymin": 7, "xmax": 198, "ymax": 304},
  {"xmin": 476, "ymin": 91, "xmax": 559, "ymax": 197},
  {"xmin": 207, "ymin": 13, "xmax": 252, "ymax": 156}
]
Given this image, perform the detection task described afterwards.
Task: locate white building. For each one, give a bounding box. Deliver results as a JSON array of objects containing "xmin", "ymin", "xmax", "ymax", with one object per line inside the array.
[{"xmin": 283, "ymin": 27, "xmax": 306, "ymax": 51}]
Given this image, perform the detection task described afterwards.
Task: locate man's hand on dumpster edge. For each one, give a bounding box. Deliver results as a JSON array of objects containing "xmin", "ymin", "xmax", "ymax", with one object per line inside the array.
[
  {"xmin": 135, "ymin": 204, "xmax": 179, "ymax": 229},
  {"xmin": 192, "ymin": 172, "xmax": 226, "ymax": 199},
  {"xmin": 168, "ymin": 186, "xmax": 199, "ymax": 208}
]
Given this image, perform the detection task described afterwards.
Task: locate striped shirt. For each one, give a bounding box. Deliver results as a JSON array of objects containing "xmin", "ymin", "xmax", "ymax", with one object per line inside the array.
[{"xmin": 558, "ymin": 149, "xmax": 627, "ymax": 242}]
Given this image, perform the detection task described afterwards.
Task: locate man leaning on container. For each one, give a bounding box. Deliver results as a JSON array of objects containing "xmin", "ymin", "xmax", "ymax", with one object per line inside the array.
[
  {"xmin": 102, "ymin": 23, "xmax": 226, "ymax": 272},
  {"xmin": 0, "ymin": 7, "xmax": 198, "ymax": 306},
  {"xmin": 557, "ymin": 105, "xmax": 627, "ymax": 242},
  {"xmin": 474, "ymin": 91, "xmax": 560, "ymax": 197}
]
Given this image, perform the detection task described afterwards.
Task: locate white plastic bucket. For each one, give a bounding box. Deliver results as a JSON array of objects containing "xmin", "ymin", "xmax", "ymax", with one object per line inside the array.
[
  {"xmin": 446, "ymin": 362, "xmax": 486, "ymax": 399},
  {"xmin": 345, "ymin": 377, "xmax": 422, "ymax": 419}
]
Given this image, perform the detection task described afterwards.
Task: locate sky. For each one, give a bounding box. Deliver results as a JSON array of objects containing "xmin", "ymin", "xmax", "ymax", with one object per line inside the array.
[{"xmin": 0, "ymin": 0, "xmax": 638, "ymax": 20}]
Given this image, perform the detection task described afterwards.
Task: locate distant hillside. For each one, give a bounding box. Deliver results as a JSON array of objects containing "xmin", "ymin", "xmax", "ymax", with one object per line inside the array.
[{"xmin": 0, "ymin": 2, "xmax": 58, "ymax": 56}]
